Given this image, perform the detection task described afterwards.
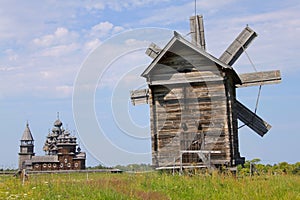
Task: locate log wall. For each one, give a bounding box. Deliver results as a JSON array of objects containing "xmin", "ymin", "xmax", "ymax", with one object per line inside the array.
[{"xmin": 149, "ymin": 69, "xmax": 237, "ymax": 168}]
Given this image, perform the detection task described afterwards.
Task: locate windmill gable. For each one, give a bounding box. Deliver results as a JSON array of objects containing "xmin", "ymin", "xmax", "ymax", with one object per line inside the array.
[{"xmin": 142, "ymin": 34, "xmax": 240, "ymax": 86}]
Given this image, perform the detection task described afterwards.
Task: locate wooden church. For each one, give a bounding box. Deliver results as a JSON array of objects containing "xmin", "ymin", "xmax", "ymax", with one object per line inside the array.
[
  {"xmin": 18, "ymin": 116, "xmax": 86, "ymax": 171},
  {"xmin": 131, "ymin": 15, "xmax": 281, "ymax": 170}
]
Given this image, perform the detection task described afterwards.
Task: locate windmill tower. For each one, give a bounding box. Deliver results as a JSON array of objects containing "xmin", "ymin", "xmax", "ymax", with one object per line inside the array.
[
  {"xmin": 18, "ymin": 122, "xmax": 35, "ymax": 170},
  {"xmin": 131, "ymin": 15, "xmax": 281, "ymax": 170}
]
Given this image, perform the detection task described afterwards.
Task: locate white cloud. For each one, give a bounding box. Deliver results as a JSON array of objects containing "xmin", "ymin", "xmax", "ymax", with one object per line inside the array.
[
  {"xmin": 90, "ymin": 21, "xmax": 114, "ymax": 37},
  {"xmin": 84, "ymin": 38, "xmax": 101, "ymax": 52},
  {"xmin": 85, "ymin": 0, "xmax": 172, "ymax": 11},
  {"xmin": 124, "ymin": 38, "xmax": 149, "ymax": 46},
  {"xmin": 86, "ymin": 2, "xmax": 105, "ymax": 10},
  {"xmin": 139, "ymin": 0, "xmax": 237, "ymax": 25},
  {"xmin": 4, "ymin": 49, "xmax": 18, "ymax": 61},
  {"xmin": 55, "ymin": 85, "xmax": 73, "ymax": 98},
  {"xmin": 39, "ymin": 43, "xmax": 79, "ymax": 57},
  {"xmin": 204, "ymin": 4, "xmax": 300, "ymax": 73},
  {"xmin": 113, "ymin": 26, "xmax": 125, "ymax": 34},
  {"xmin": 0, "ymin": 66, "xmax": 22, "ymax": 71},
  {"xmin": 33, "ymin": 27, "xmax": 78, "ymax": 47}
]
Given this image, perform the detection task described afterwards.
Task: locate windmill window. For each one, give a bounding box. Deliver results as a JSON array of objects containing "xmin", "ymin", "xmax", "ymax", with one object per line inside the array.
[
  {"xmin": 178, "ymin": 68, "xmax": 192, "ymax": 73},
  {"xmin": 197, "ymin": 122, "xmax": 202, "ymax": 131},
  {"xmin": 181, "ymin": 123, "xmax": 188, "ymax": 131}
]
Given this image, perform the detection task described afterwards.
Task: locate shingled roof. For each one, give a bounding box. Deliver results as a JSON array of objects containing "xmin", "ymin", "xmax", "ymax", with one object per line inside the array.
[{"xmin": 21, "ymin": 122, "xmax": 34, "ymax": 141}]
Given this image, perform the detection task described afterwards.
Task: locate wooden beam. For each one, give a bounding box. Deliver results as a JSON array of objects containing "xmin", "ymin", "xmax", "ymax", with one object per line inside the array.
[
  {"xmin": 235, "ymin": 99, "xmax": 271, "ymax": 137},
  {"xmin": 190, "ymin": 15, "xmax": 206, "ymax": 50},
  {"xmin": 219, "ymin": 26, "xmax": 257, "ymax": 66},
  {"xmin": 237, "ymin": 70, "xmax": 281, "ymax": 88},
  {"xmin": 130, "ymin": 89, "xmax": 149, "ymax": 105},
  {"xmin": 145, "ymin": 43, "xmax": 162, "ymax": 59}
]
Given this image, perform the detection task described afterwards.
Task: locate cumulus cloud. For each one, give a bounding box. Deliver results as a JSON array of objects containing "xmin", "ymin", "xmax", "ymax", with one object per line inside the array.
[
  {"xmin": 4, "ymin": 49, "xmax": 18, "ymax": 61},
  {"xmin": 85, "ymin": 0, "xmax": 171, "ymax": 11},
  {"xmin": 84, "ymin": 38, "xmax": 101, "ymax": 52},
  {"xmin": 39, "ymin": 43, "xmax": 79, "ymax": 57},
  {"xmin": 139, "ymin": 0, "xmax": 237, "ymax": 25},
  {"xmin": 90, "ymin": 21, "xmax": 114, "ymax": 37},
  {"xmin": 33, "ymin": 27, "xmax": 78, "ymax": 47}
]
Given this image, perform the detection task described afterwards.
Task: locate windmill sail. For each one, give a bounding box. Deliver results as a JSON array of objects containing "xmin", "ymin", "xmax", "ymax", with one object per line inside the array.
[
  {"xmin": 235, "ymin": 99, "xmax": 271, "ymax": 137},
  {"xmin": 220, "ymin": 26, "xmax": 257, "ymax": 66},
  {"xmin": 190, "ymin": 15, "xmax": 206, "ymax": 50},
  {"xmin": 145, "ymin": 43, "xmax": 162, "ymax": 59},
  {"xmin": 130, "ymin": 89, "xmax": 149, "ymax": 105},
  {"xmin": 237, "ymin": 70, "xmax": 281, "ymax": 88}
]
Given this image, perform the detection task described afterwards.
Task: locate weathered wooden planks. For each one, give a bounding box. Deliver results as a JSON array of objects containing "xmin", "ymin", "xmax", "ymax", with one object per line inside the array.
[
  {"xmin": 235, "ymin": 99, "xmax": 271, "ymax": 137},
  {"xmin": 145, "ymin": 43, "xmax": 162, "ymax": 59},
  {"xmin": 190, "ymin": 15, "xmax": 206, "ymax": 50},
  {"xmin": 237, "ymin": 70, "xmax": 281, "ymax": 87},
  {"xmin": 132, "ymin": 16, "xmax": 280, "ymax": 169},
  {"xmin": 219, "ymin": 26, "xmax": 257, "ymax": 66},
  {"xmin": 130, "ymin": 89, "xmax": 149, "ymax": 105},
  {"xmin": 149, "ymin": 80, "xmax": 232, "ymax": 167}
]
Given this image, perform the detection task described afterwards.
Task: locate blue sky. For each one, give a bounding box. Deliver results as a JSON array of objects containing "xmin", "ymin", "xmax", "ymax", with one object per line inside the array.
[{"xmin": 0, "ymin": 0, "xmax": 299, "ymax": 168}]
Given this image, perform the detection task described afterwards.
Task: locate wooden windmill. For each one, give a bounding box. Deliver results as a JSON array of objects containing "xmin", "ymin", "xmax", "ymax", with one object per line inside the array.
[{"xmin": 131, "ymin": 15, "xmax": 281, "ymax": 170}]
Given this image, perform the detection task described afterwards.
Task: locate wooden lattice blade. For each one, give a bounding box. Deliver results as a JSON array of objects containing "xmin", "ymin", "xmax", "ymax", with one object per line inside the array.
[
  {"xmin": 219, "ymin": 26, "xmax": 257, "ymax": 66},
  {"xmin": 235, "ymin": 99, "xmax": 271, "ymax": 137},
  {"xmin": 190, "ymin": 15, "xmax": 206, "ymax": 50},
  {"xmin": 130, "ymin": 89, "xmax": 149, "ymax": 105},
  {"xmin": 145, "ymin": 43, "xmax": 162, "ymax": 59},
  {"xmin": 237, "ymin": 70, "xmax": 281, "ymax": 88}
]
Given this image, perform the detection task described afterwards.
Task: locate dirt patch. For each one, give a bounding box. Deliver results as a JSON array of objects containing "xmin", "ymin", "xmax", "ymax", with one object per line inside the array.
[{"xmin": 86, "ymin": 178, "xmax": 169, "ymax": 200}]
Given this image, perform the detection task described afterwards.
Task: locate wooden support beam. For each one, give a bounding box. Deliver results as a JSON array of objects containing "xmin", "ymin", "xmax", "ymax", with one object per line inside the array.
[
  {"xmin": 237, "ymin": 70, "xmax": 281, "ymax": 88},
  {"xmin": 235, "ymin": 99, "xmax": 271, "ymax": 137},
  {"xmin": 130, "ymin": 89, "xmax": 149, "ymax": 105},
  {"xmin": 190, "ymin": 15, "xmax": 206, "ymax": 50},
  {"xmin": 219, "ymin": 26, "xmax": 257, "ymax": 66},
  {"xmin": 145, "ymin": 43, "xmax": 162, "ymax": 59}
]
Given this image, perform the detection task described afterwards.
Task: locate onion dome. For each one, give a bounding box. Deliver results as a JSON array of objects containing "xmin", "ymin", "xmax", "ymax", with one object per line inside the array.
[{"xmin": 54, "ymin": 119, "xmax": 63, "ymax": 127}]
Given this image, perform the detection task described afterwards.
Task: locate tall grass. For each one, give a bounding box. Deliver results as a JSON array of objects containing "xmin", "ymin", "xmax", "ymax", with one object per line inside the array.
[{"xmin": 0, "ymin": 172, "xmax": 299, "ymax": 199}]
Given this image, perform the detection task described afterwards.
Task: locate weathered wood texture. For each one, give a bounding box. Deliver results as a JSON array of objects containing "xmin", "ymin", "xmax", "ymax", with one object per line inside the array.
[
  {"xmin": 237, "ymin": 70, "xmax": 281, "ymax": 88},
  {"xmin": 145, "ymin": 43, "xmax": 162, "ymax": 59},
  {"xmin": 235, "ymin": 99, "xmax": 271, "ymax": 137},
  {"xmin": 146, "ymin": 42, "xmax": 222, "ymax": 85},
  {"xmin": 224, "ymin": 75, "xmax": 244, "ymax": 166},
  {"xmin": 190, "ymin": 15, "xmax": 206, "ymax": 50},
  {"xmin": 130, "ymin": 89, "xmax": 149, "ymax": 105},
  {"xmin": 149, "ymin": 75, "xmax": 234, "ymax": 167},
  {"xmin": 219, "ymin": 27, "xmax": 257, "ymax": 66},
  {"xmin": 134, "ymin": 20, "xmax": 280, "ymax": 169}
]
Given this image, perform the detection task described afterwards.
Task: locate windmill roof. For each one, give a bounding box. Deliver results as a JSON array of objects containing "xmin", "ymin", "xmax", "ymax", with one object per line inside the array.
[
  {"xmin": 21, "ymin": 122, "xmax": 34, "ymax": 141},
  {"xmin": 141, "ymin": 32, "xmax": 241, "ymax": 84}
]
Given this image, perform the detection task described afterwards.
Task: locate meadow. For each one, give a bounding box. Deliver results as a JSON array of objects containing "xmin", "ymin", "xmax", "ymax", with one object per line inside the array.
[{"xmin": 0, "ymin": 171, "xmax": 299, "ymax": 200}]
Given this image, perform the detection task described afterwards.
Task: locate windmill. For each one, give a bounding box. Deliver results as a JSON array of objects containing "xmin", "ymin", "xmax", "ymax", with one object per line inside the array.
[{"xmin": 131, "ymin": 15, "xmax": 281, "ymax": 170}]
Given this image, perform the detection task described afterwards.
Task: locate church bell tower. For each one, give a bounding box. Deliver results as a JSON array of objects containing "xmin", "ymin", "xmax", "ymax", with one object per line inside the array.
[{"xmin": 18, "ymin": 122, "xmax": 35, "ymax": 170}]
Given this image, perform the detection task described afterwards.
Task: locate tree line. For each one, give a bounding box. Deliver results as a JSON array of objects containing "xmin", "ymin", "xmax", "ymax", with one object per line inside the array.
[
  {"xmin": 237, "ymin": 159, "xmax": 300, "ymax": 176},
  {"xmin": 87, "ymin": 159, "xmax": 300, "ymax": 175}
]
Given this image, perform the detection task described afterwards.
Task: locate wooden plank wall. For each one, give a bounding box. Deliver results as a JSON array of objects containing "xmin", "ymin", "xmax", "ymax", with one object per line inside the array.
[
  {"xmin": 224, "ymin": 76, "xmax": 242, "ymax": 166},
  {"xmin": 150, "ymin": 77, "xmax": 233, "ymax": 168}
]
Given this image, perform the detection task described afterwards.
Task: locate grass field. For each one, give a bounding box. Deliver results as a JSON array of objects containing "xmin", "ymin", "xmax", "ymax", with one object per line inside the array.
[{"xmin": 0, "ymin": 171, "xmax": 299, "ymax": 200}]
